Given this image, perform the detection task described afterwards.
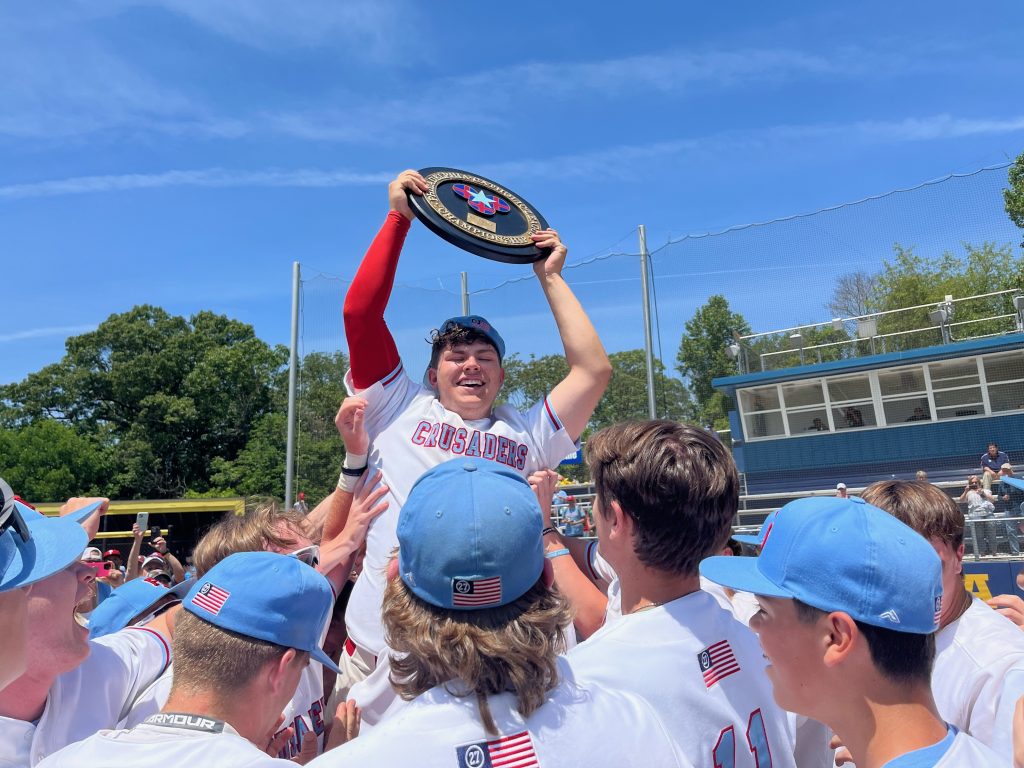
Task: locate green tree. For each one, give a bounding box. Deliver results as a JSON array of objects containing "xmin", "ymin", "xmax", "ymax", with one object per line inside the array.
[
  {"xmin": 0, "ymin": 420, "xmax": 109, "ymax": 502},
  {"xmin": 676, "ymin": 296, "xmax": 751, "ymax": 427},
  {"xmin": 1005, "ymin": 151, "xmax": 1024, "ymax": 249},
  {"xmin": 1, "ymin": 306, "xmax": 286, "ymax": 498},
  {"xmin": 591, "ymin": 350, "xmax": 693, "ymax": 430},
  {"xmin": 873, "ymin": 243, "xmax": 1023, "ymax": 349}
]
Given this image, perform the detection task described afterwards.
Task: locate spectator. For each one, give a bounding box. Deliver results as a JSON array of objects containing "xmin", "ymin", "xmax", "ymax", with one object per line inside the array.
[
  {"xmin": 842, "ymin": 406, "xmax": 864, "ymax": 428},
  {"xmin": 863, "ymin": 480, "xmax": 1024, "ymax": 761},
  {"xmin": 906, "ymin": 406, "xmax": 930, "ymax": 421},
  {"xmin": 998, "ymin": 464, "xmax": 1024, "ymax": 556},
  {"xmin": 835, "ymin": 482, "xmax": 849, "ymax": 499},
  {"xmin": 807, "ymin": 417, "xmax": 827, "ymax": 431},
  {"xmin": 982, "ymin": 443, "xmax": 1011, "ymax": 491},
  {"xmin": 293, "ymin": 492, "xmax": 309, "ymax": 516},
  {"xmin": 959, "ymin": 476, "xmax": 998, "ymax": 556},
  {"xmin": 314, "ymin": 459, "xmax": 687, "ymax": 767},
  {"xmin": 560, "ymin": 496, "xmax": 585, "ymax": 537},
  {"xmin": 37, "ymin": 552, "xmax": 350, "ymax": 767},
  {"xmin": 916, "ymin": 469, "xmax": 929, "ymax": 482},
  {"xmin": 702, "ymin": 494, "xmax": 998, "ymax": 766},
  {"xmin": 102, "ymin": 549, "xmax": 124, "ymax": 574}
]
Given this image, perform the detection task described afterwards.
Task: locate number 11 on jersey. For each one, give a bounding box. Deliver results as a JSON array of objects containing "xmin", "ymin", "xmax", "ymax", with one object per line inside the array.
[{"xmin": 712, "ymin": 709, "xmax": 773, "ymax": 768}]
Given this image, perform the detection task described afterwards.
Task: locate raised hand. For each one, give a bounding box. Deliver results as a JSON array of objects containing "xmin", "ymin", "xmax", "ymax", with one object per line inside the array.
[
  {"xmin": 388, "ymin": 169, "xmax": 429, "ymax": 221},
  {"xmin": 335, "ymin": 396, "xmax": 370, "ymax": 456},
  {"xmin": 530, "ymin": 229, "xmax": 567, "ymax": 280}
]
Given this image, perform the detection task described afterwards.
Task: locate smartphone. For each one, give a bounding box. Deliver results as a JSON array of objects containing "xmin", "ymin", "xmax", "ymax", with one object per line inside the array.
[
  {"xmin": 135, "ymin": 511, "xmax": 150, "ymax": 536},
  {"xmin": 86, "ymin": 561, "xmax": 111, "ymax": 579}
]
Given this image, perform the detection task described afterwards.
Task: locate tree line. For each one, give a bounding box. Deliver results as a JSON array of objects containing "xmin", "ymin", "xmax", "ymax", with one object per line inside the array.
[{"xmin": 3, "ymin": 155, "xmax": 1024, "ymax": 500}]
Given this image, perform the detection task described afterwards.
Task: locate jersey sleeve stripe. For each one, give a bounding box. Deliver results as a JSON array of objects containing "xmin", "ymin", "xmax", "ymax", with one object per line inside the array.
[
  {"xmin": 128, "ymin": 626, "xmax": 172, "ymax": 671},
  {"xmin": 381, "ymin": 362, "xmax": 404, "ymax": 388},
  {"xmin": 543, "ymin": 397, "xmax": 562, "ymax": 432},
  {"xmin": 585, "ymin": 539, "xmax": 600, "ymax": 581}
]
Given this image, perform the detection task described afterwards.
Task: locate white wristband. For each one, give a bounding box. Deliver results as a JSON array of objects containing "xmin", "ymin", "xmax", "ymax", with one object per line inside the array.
[{"xmin": 337, "ymin": 453, "xmax": 368, "ymax": 492}]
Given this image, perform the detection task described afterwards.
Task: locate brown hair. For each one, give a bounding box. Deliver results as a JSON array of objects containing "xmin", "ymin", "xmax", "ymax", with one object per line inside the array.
[
  {"xmin": 861, "ymin": 480, "xmax": 964, "ymax": 550},
  {"xmin": 428, "ymin": 326, "xmax": 501, "ymax": 370},
  {"xmin": 170, "ymin": 611, "xmax": 309, "ymax": 700},
  {"xmin": 191, "ymin": 502, "xmax": 310, "ymax": 578},
  {"xmin": 383, "ymin": 577, "xmax": 571, "ymax": 736},
  {"xmin": 586, "ymin": 420, "xmax": 738, "ymax": 575}
]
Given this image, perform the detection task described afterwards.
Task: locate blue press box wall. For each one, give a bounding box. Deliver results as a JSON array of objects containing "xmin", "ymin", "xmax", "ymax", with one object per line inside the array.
[{"xmin": 732, "ymin": 413, "xmax": 1024, "ymax": 493}]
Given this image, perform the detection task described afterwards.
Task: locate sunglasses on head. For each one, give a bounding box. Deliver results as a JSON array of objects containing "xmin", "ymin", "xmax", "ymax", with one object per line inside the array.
[
  {"xmin": 0, "ymin": 478, "xmax": 30, "ymax": 544},
  {"xmin": 289, "ymin": 544, "xmax": 320, "ymax": 569}
]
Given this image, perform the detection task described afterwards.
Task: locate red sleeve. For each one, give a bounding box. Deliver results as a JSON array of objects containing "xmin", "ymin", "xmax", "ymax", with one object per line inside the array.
[{"xmin": 343, "ymin": 211, "xmax": 411, "ymax": 389}]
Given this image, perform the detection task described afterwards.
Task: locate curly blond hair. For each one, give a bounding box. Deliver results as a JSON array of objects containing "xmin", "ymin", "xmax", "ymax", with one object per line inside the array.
[{"xmin": 383, "ymin": 576, "xmax": 572, "ymax": 735}]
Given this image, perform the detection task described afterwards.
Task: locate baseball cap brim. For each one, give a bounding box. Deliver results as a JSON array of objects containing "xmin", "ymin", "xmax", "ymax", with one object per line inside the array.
[
  {"xmin": 309, "ymin": 646, "xmax": 342, "ymax": 675},
  {"xmin": 732, "ymin": 533, "xmax": 763, "ymax": 546},
  {"xmin": 699, "ymin": 554, "xmax": 794, "ymax": 600},
  {"xmin": 1, "ymin": 502, "xmax": 89, "ymax": 591},
  {"xmin": 89, "ymin": 578, "xmax": 192, "ymax": 638}
]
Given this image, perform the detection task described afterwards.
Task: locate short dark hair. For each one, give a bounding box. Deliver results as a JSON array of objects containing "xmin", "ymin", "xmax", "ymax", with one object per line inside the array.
[
  {"xmin": 861, "ymin": 480, "xmax": 964, "ymax": 550},
  {"xmin": 428, "ymin": 326, "xmax": 501, "ymax": 369},
  {"xmin": 585, "ymin": 420, "xmax": 738, "ymax": 576},
  {"xmin": 793, "ymin": 599, "xmax": 935, "ymax": 684},
  {"xmin": 989, "ymin": 442, "xmax": 999, "ymax": 450}
]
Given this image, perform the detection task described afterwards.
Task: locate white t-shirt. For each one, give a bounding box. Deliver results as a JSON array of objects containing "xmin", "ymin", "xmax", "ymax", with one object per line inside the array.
[
  {"xmin": 310, "ymin": 657, "xmax": 690, "ymax": 768},
  {"xmin": 344, "ymin": 364, "xmax": 576, "ymax": 655},
  {"xmin": 932, "ymin": 595, "xmax": 1024, "ymax": 761},
  {"xmin": 35, "ymin": 717, "xmax": 292, "ymax": 768},
  {"xmin": 569, "ymin": 590, "xmax": 796, "ymax": 768},
  {"xmin": 0, "ymin": 627, "xmax": 171, "ymax": 768}
]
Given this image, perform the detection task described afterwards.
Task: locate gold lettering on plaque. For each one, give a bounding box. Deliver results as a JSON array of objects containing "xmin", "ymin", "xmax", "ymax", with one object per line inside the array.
[{"xmin": 466, "ymin": 212, "xmax": 497, "ymax": 232}]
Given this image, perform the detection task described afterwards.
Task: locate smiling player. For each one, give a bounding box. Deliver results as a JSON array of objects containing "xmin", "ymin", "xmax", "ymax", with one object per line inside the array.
[{"xmin": 338, "ymin": 170, "xmax": 612, "ymax": 677}]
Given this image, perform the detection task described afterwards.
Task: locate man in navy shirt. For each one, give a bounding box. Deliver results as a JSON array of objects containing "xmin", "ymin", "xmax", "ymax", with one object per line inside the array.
[{"xmin": 981, "ymin": 443, "xmax": 1010, "ymax": 491}]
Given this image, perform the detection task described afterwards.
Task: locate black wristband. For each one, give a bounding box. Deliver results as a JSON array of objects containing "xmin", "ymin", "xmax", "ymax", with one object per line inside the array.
[
  {"xmin": 542, "ymin": 526, "xmax": 559, "ymax": 538},
  {"xmin": 341, "ymin": 466, "xmax": 367, "ymax": 478}
]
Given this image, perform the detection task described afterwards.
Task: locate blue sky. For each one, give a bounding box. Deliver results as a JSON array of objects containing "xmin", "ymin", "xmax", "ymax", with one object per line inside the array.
[{"xmin": 3, "ymin": 1, "xmax": 1024, "ymax": 385}]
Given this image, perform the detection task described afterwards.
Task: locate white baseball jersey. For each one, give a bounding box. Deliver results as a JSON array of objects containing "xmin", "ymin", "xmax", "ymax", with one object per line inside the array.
[
  {"xmin": 932, "ymin": 595, "xmax": 1024, "ymax": 761},
  {"xmin": 308, "ymin": 657, "xmax": 691, "ymax": 768},
  {"xmin": 0, "ymin": 627, "xmax": 170, "ymax": 767},
  {"xmin": 569, "ymin": 590, "xmax": 796, "ymax": 768},
  {"xmin": 124, "ymin": 649, "xmax": 328, "ymax": 758},
  {"xmin": 874, "ymin": 726, "xmax": 1001, "ymax": 767},
  {"xmin": 35, "ymin": 715, "xmax": 293, "ymax": 768},
  {"xmin": 584, "ymin": 540, "xmax": 622, "ymax": 626},
  {"xmin": 344, "ymin": 363, "xmax": 576, "ymax": 655}
]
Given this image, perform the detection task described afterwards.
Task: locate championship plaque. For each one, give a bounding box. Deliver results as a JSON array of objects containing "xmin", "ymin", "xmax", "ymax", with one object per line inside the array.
[{"xmin": 407, "ymin": 167, "xmax": 549, "ymax": 264}]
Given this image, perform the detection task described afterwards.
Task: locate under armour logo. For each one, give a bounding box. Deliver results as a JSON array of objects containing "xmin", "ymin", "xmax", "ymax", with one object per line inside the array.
[{"xmin": 879, "ymin": 609, "xmax": 901, "ymax": 623}]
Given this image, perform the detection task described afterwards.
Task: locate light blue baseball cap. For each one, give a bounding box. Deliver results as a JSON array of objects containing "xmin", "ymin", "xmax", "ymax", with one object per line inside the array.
[
  {"xmin": 438, "ymin": 316, "xmax": 505, "ymax": 360},
  {"xmin": 88, "ymin": 576, "xmax": 192, "ymax": 638},
  {"xmin": 0, "ymin": 500, "xmax": 100, "ymax": 592},
  {"xmin": 397, "ymin": 458, "xmax": 544, "ymax": 611},
  {"xmin": 701, "ymin": 496, "xmax": 943, "ymax": 634},
  {"xmin": 183, "ymin": 551, "xmax": 340, "ymax": 673},
  {"xmin": 733, "ymin": 510, "xmax": 779, "ymax": 547}
]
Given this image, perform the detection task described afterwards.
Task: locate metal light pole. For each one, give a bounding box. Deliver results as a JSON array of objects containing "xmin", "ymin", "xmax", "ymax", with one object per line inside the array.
[
  {"xmin": 638, "ymin": 225, "xmax": 657, "ymax": 419},
  {"xmin": 285, "ymin": 262, "xmax": 300, "ymax": 508},
  {"xmin": 460, "ymin": 271, "xmax": 470, "ymax": 315}
]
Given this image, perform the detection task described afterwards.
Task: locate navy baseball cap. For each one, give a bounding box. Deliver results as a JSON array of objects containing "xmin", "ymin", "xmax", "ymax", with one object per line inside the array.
[
  {"xmin": 89, "ymin": 577, "xmax": 192, "ymax": 639},
  {"xmin": 184, "ymin": 551, "xmax": 340, "ymax": 673},
  {"xmin": 397, "ymin": 458, "xmax": 544, "ymax": 611},
  {"xmin": 733, "ymin": 510, "xmax": 779, "ymax": 547},
  {"xmin": 437, "ymin": 316, "xmax": 505, "ymax": 360},
  {"xmin": 701, "ymin": 496, "xmax": 943, "ymax": 634},
  {"xmin": 1, "ymin": 500, "xmax": 99, "ymax": 592}
]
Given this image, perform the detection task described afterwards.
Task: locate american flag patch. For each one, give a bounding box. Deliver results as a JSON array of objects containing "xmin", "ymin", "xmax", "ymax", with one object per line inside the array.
[
  {"xmin": 452, "ymin": 576, "xmax": 502, "ymax": 607},
  {"xmin": 933, "ymin": 595, "xmax": 943, "ymax": 625},
  {"xmin": 456, "ymin": 730, "xmax": 539, "ymax": 768},
  {"xmin": 698, "ymin": 639, "xmax": 740, "ymax": 688},
  {"xmin": 191, "ymin": 583, "xmax": 230, "ymax": 615}
]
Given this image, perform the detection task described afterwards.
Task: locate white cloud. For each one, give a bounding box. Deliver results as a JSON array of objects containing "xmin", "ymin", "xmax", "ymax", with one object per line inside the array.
[
  {"xmin": 0, "ymin": 167, "xmax": 392, "ymax": 200},
  {"xmin": 0, "ymin": 325, "xmax": 96, "ymax": 343}
]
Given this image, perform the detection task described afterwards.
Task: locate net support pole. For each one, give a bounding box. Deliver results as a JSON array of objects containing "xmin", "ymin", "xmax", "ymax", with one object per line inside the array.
[
  {"xmin": 285, "ymin": 261, "xmax": 300, "ymax": 508},
  {"xmin": 638, "ymin": 225, "xmax": 657, "ymax": 419},
  {"xmin": 461, "ymin": 271, "xmax": 470, "ymax": 315}
]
